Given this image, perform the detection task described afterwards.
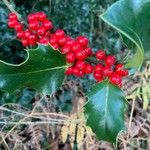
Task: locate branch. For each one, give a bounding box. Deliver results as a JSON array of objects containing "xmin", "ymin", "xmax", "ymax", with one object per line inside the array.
[{"xmin": 2, "ymin": 0, "xmax": 21, "ymax": 19}]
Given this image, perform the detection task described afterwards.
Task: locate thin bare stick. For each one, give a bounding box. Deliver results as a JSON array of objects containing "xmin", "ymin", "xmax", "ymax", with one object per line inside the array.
[{"xmin": 2, "ymin": 0, "xmax": 21, "ymax": 18}]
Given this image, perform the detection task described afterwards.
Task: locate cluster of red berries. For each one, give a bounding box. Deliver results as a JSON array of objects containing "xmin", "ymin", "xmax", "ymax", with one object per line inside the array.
[
  {"xmin": 66, "ymin": 50, "xmax": 128, "ymax": 87},
  {"xmin": 7, "ymin": 12, "xmax": 128, "ymax": 87},
  {"xmin": 8, "ymin": 12, "xmax": 53, "ymax": 46}
]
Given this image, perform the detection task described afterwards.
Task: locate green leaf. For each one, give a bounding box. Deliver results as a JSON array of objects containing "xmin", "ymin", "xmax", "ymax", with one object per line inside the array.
[
  {"xmin": 100, "ymin": 0, "xmax": 150, "ymax": 69},
  {"xmin": 0, "ymin": 44, "xmax": 67, "ymax": 94},
  {"xmin": 84, "ymin": 80, "xmax": 126, "ymax": 143}
]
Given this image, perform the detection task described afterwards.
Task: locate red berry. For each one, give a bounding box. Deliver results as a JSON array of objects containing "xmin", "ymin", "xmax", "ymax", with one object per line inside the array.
[
  {"xmin": 66, "ymin": 52, "xmax": 76, "ymax": 63},
  {"xmin": 8, "ymin": 20, "xmax": 18, "ymax": 28},
  {"xmin": 8, "ymin": 13, "xmax": 18, "ymax": 20},
  {"xmin": 66, "ymin": 38, "xmax": 75, "ymax": 47},
  {"xmin": 29, "ymin": 21, "xmax": 39, "ymax": 30},
  {"xmin": 17, "ymin": 31, "xmax": 24, "ymax": 39},
  {"xmin": 71, "ymin": 42, "xmax": 82, "ymax": 52},
  {"xmin": 103, "ymin": 66, "xmax": 113, "ymax": 77},
  {"xmin": 84, "ymin": 47, "xmax": 93, "ymax": 56},
  {"xmin": 116, "ymin": 69, "xmax": 129, "ymax": 76},
  {"xmin": 115, "ymin": 64, "xmax": 124, "ymax": 71},
  {"xmin": 65, "ymin": 67, "xmax": 73, "ymax": 75},
  {"xmin": 96, "ymin": 50, "xmax": 106, "ymax": 60},
  {"xmin": 45, "ymin": 31, "xmax": 51, "ymax": 37},
  {"xmin": 75, "ymin": 51, "xmax": 87, "ymax": 60},
  {"xmin": 49, "ymin": 34, "xmax": 58, "ymax": 45},
  {"xmin": 39, "ymin": 37, "xmax": 49, "ymax": 45},
  {"xmin": 37, "ymin": 27, "xmax": 46, "ymax": 35},
  {"xmin": 29, "ymin": 34, "xmax": 38, "ymax": 42},
  {"xmin": 43, "ymin": 20, "xmax": 53, "ymax": 30},
  {"xmin": 23, "ymin": 30, "xmax": 31, "ymax": 39},
  {"xmin": 93, "ymin": 72, "xmax": 103, "ymax": 82},
  {"xmin": 78, "ymin": 70, "xmax": 84, "ymax": 77},
  {"xmin": 22, "ymin": 39, "xmax": 29, "ymax": 47},
  {"xmin": 75, "ymin": 61, "xmax": 85, "ymax": 70},
  {"xmin": 61, "ymin": 45, "xmax": 70, "ymax": 54},
  {"xmin": 76, "ymin": 36, "xmax": 89, "ymax": 47},
  {"xmin": 27, "ymin": 14, "xmax": 36, "ymax": 22},
  {"xmin": 38, "ymin": 12, "xmax": 47, "ymax": 21},
  {"xmin": 58, "ymin": 36, "xmax": 67, "ymax": 47},
  {"xmin": 14, "ymin": 23, "xmax": 24, "ymax": 32},
  {"xmin": 72, "ymin": 67, "xmax": 83, "ymax": 77},
  {"xmin": 94, "ymin": 64, "xmax": 104, "ymax": 73},
  {"xmin": 55, "ymin": 29, "xmax": 65, "ymax": 37},
  {"xmin": 115, "ymin": 64, "xmax": 129, "ymax": 76},
  {"xmin": 33, "ymin": 12, "xmax": 40, "ymax": 20},
  {"xmin": 105, "ymin": 55, "xmax": 116, "ymax": 66},
  {"xmin": 84, "ymin": 64, "xmax": 93, "ymax": 74},
  {"xmin": 109, "ymin": 74, "xmax": 122, "ymax": 86}
]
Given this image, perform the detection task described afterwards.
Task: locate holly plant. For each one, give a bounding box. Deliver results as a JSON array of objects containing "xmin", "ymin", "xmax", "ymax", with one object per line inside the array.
[{"xmin": 0, "ymin": 0, "xmax": 150, "ymax": 143}]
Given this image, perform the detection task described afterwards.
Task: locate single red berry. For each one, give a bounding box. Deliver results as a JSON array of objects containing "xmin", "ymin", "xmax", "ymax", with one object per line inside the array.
[
  {"xmin": 72, "ymin": 67, "xmax": 84, "ymax": 77},
  {"xmin": 61, "ymin": 45, "xmax": 70, "ymax": 54},
  {"xmin": 27, "ymin": 14, "xmax": 36, "ymax": 22},
  {"xmin": 39, "ymin": 37, "xmax": 49, "ymax": 45},
  {"xmin": 72, "ymin": 67, "xmax": 79, "ymax": 76},
  {"xmin": 55, "ymin": 29, "xmax": 65, "ymax": 37},
  {"xmin": 115, "ymin": 64, "xmax": 124, "ymax": 71},
  {"xmin": 78, "ymin": 70, "xmax": 84, "ymax": 77},
  {"xmin": 8, "ymin": 20, "xmax": 18, "ymax": 28},
  {"xmin": 93, "ymin": 72, "xmax": 103, "ymax": 82},
  {"xmin": 76, "ymin": 36, "xmax": 89, "ymax": 47},
  {"xmin": 116, "ymin": 69, "xmax": 129, "ymax": 77},
  {"xmin": 49, "ymin": 34, "xmax": 58, "ymax": 45},
  {"xmin": 29, "ymin": 34, "xmax": 38, "ymax": 42},
  {"xmin": 8, "ymin": 13, "xmax": 18, "ymax": 20},
  {"xmin": 17, "ymin": 31, "xmax": 24, "ymax": 39},
  {"xmin": 45, "ymin": 31, "xmax": 51, "ymax": 37},
  {"xmin": 115, "ymin": 64, "xmax": 129, "ymax": 76},
  {"xmin": 75, "ymin": 51, "xmax": 87, "ymax": 60},
  {"xmin": 29, "ymin": 21, "xmax": 39, "ymax": 30},
  {"xmin": 66, "ymin": 38, "xmax": 75, "ymax": 47},
  {"xmin": 65, "ymin": 67, "xmax": 73, "ymax": 75},
  {"xmin": 43, "ymin": 20, "xmax": 53, "ymax": 30},
  {"xmin": 75, "ymin": 61, "xmax": 85, "ymax": 71},
  {"xmin": 103, "ymin": 66, "xmax": 113, "ymax": 77},
  {"xmin": 38, "ymin": 12, "xmax": 47, "ymax": 21},
  {"xmin": 96, "ymin": 50, "xmax": 106, "ymax": 60},
  {"xmin": 84, "ymin": 47, "xmax": 93, "ymax": 56},
  {"xmin": 94, "ymin": 64, "xmax": 104, "ymax": 73},
  {"xmin": 22, "ymin": 39, "xmax": 29, "ymax": 47},
  {"xmin": 58, "ymin": 36, "xmax": 67, "ymax": 47},
  {"xmin": 66, "ymin": 52, "xmax": 76, "ymax": 63},
  {"xmin": 109, "ymin": 74, "xmax": 122, "ymax": 86},
  {"xmin": 84, "ymin": 64, "xmax": 93, "ymax": 74},
  {"xmin": 23, "ymin": 30, "xmax": 31, "ymax": 39},
  {"xmin": 33, "ymin": 12, "xmax": 40, "ymax": 20},
  {"xmin": 71, "ymin": 42, "xmax": 82, "ymax": 52},
  {"xmin": 14, "ymin": 23, "xmax": 24, "ymax": 32},
  {"xmin": 105, "ymin": 55, "xmax": 116, "ymax": 66},
  {"xmin": 37, "ymin": 27, "xmax": 46, "ymax": 35}
]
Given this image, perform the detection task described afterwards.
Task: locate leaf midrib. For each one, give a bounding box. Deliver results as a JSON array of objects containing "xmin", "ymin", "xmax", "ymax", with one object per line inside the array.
[
  {"xmin": 104, "ymin": 83, "xmax": 109, "ymax": 134},
  {"xmin": 1, "ymin": 65, "xmax": 67, "ymax": 76}
]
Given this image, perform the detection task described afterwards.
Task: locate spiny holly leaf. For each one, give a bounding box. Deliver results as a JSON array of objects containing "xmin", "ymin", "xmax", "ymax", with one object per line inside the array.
[
  {"xmin": 0, "ymin": 44, "xmax": 67, "ymax": 94},
  {"xmin": 100, "ymin": 0, "xmax": 150, "ymax": 69},
  {"xmin": 84, "ymin": 80, "xmax": 126, "ymax": 143}
]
